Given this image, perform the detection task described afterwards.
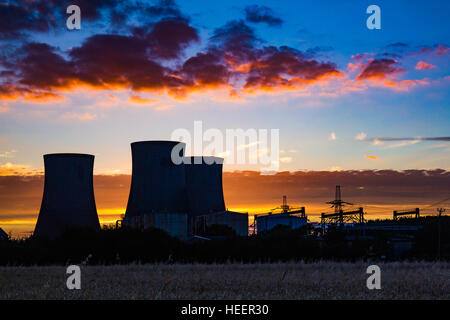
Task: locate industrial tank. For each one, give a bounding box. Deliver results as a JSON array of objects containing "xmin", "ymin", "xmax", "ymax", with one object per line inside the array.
[
  {"xmin": 34, "ymin": 153, "xmax": 100, "ymax": 239},
  {"xmin": 184, "ymin": 156, "xmax": 226, "ymax": 216},
  {"xmin": 124, "ymin": 141, "xmax": 187, "ymax": 217}
]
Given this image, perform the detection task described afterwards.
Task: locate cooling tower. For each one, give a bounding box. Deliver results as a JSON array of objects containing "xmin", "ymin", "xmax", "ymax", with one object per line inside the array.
[
  {"xmin": 34, "ymin": 153, "xmax": 100, "ymax": 239},
  {"xmin": 125, "ymin": 141, "xmax": 188, "ymax": 217},
  {"xmin": 185, "ymin": 156, "xmax": 226, "ymax": 216}
]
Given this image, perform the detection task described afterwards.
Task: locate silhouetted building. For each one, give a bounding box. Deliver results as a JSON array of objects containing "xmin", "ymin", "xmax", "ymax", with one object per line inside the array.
[
  {"xmin": 192, "ymin": 211, "xmax": 249, "ymax": 237},
  {"xmin": 184, "ymin": 156, "xmax": 226, "ymax": 216},
  {"xmin": 124, "ymin": 141, "xmax": 188, "ymax": 217},
  {"xmin": 0, "ymin": 227, "xmax": 8, "ymax": 240},
  {"xmin": 34, "ymin": 153, "xmax": 100, "ymax": 239},
  {"xmin": 256, "ymin": 214, "xmax": 307, "ymax": 233}
]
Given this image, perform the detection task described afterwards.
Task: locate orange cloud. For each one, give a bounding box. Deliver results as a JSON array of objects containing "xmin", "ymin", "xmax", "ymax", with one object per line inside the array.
[
  {"xmin": 22, "ymin": 91, "xmax": 66, "ymax": 103},
  {"xmin": 0, "ymin": 162, "xmax": 43, "ymax": 176},
  {"xmin": 128, "ymin": 95, "xmax": 158, "ymax": 105},
  {"xmin": 61, "ymin": 112, "xmax": 97, "ymax": 121},
  {"xmin": 365, "ymin": 155, "xmax": 379, "ymax": 160}
]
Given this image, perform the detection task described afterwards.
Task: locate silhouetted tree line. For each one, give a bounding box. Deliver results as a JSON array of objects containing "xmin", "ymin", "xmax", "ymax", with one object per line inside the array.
[{"xmin": 0, "ymin": 217, "xmax": 448, "ymax": 265}]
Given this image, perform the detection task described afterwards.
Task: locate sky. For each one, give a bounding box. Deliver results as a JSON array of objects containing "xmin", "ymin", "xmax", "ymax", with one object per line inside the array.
[{"xmin": 0, "ymin": 0, "xmax": 449, "ymax": 236}]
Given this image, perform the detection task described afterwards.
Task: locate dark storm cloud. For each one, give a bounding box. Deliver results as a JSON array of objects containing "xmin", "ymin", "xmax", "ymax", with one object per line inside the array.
[
  {"xmin": 0, "ymin": 0, "xmax": 188, "ymax": 39},
  {"xmin": 210, "ymin": 19, "xmax": 259, "ymax": 61},
  {"xmin": 244, "ymin": 5, "xmax": 283, "ymax": 26},
  {"xmin": 2, "ymin": 18, "xmax": 197, "ymax": 95},
  {"xmin": 146, "ymin": 19, "xmax": 198, "ymax": 59},
  {"xmin": 0, "ymin": 4, "xmax": 342, "ymax": 99},
  {"xmin": 0, "ymin": 2, "xmax": 55, "ymax": 39},
  {"xmin": 243, "ymin": 46, "xmax": 340, "ymax": 90},
  {"xmin": 16, "ymin": 42, "xmax": 75, "ymax": 89},
  {"xmin": 384, "ymin": 42, "xmax": 409, "ymax": 54},
  {"xmin": 143, "ymin": 0, "xmax": 187, "ymax": 20},
  {"xmin": 181, "ymin": 51, "xmax": 231, "ymax": 87}
]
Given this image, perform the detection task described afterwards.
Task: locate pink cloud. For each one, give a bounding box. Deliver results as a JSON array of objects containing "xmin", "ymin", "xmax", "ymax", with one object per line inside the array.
[{"xmin": 415, "ymin": 61, "xmax": 436, "ymax": 70}]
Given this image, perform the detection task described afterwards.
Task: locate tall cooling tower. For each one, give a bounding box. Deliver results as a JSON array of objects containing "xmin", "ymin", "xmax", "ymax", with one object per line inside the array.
[
  {"xmin": 34, "ymin": 153, "xmax": 100, "ymax": 239},
  {"xmin": 125, "ymin": 141, "xmax": 187, "ymax": 217},
  {"xmin": 185, "ymin": 156, "xmax": 226, "ymax": 216}
]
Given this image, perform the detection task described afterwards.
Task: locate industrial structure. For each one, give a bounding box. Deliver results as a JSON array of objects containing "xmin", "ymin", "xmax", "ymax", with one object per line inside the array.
[
  {"xmin": 0, "ymin": 227, "xmax": 8, "ymax": 240},
  {"xmin": 184, "ymin": 156, "xmax": 226, "ymax": 216},
  {"xmin": 254, "ymin": 196, "xmax": 307, "ymax": 233},
  {"xmin": 125, "ymin": 141, "xmax": 188, "ymax": 217},
  {"xmin": 192, "ymin": 211, "xmax": 249, "ymax": 237},
  {"xmin": 34, "ymin": 153, "xmax": 100, "ymax": 239},
  {"xmin": 321, "ymin": 186, "xmax": 365, "ymax": 226},
  {"xmin": 122, "ymin": 141, "xmax": 248, "ymax": 238},
  {"xmin": 31, "ymin": 144, "xmax": 442, "ymax": 247},
  {"xmin": 393, "ymin": 208, "xmax": 420, "ymax": 220}
]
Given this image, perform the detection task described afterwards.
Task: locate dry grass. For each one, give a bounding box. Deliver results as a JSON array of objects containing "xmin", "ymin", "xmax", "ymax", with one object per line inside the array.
[{"xmin": 0, "ymin": 262, "xmax": 448, "ymax": 299}]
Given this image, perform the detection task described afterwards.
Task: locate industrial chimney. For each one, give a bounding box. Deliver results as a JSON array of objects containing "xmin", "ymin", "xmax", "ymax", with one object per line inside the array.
[
  {"xmin": 124, "ymin": 141, "xmax": 187, "ymax": 218},
  {"xmin": 34, "ymin": 153, "xmax": 100, "ymax": 239},
  {"xmin": 185, "ymin": 156, "xmax": 226, "ymax": 216}
]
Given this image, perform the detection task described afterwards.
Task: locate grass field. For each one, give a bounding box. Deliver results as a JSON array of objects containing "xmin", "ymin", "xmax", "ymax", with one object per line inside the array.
[{"xmin": 0, "ymin": 262, "xmax": 448, "ymax": 299}]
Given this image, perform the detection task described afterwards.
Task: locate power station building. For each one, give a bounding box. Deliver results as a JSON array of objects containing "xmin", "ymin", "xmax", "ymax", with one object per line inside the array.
[
  {"xmin": 34, "ymin": 153, "xmax": 100, "ymax": 239},
  {"xmin": 186, "ymin": 156, "xmax": 248, "ymax": 237},
  {"xmin": 122, "ymin": 141, "xmax": 189, "ymax": 239},
  {"xmin": 254, "ymin": 197, "xmax": 307, "ymax": 233},
  {"xmin": 185, "ymin": 156, "xmax": 226, "ymax": 215},
  {"xmin": 33, "ymin": 141, "xmax": 248, "ymax": 240},
  {"xmin": 255, "ymin": 213, "xmax": 307, "ymax": 233},
  {"xmin": 122, "ymin": 141, "xmax": 248, "ymax": 239}
]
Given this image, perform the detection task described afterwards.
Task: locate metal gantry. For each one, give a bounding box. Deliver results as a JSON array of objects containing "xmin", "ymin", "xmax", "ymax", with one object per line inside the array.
[{"xmin": 393, "ymin": 208, "xmax": 420, "ymax": 220}]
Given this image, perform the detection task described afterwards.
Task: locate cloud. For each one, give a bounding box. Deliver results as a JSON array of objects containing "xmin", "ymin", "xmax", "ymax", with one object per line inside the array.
[
  {"xmin": 350, "ymin": 56, "xmax": 430, "ymax": 91},
  {"xmin": 372, "ymin": 139, "xmax": 383, "ymax": 146},
  {"xmin": 0, "ymin": 2, "xmax": 55, "ymax": 39},
  {"xmin": 1, "ymin": 16, "xmax": 344, "ymax": 100},
  {"xmin": 279, "ymin": 157, "xmax": 293, "ymax": 163},
  {"xmin": 13, "ymin": 42, "xmax": 76, "ymax": 89},
  {"xmin": 329, "ymin": 132, "xmax": 337, "ymax": 141},
  {"xmin": 355, "ymin": 132, "xmax": 367, "ymax": 141},
  {"xmin": 242, "ymin": 46, "xmax": 342, "ymax": 92},
  {"xmin": 181, "ymin": 51, "xmax": 231, "ymax": 89},
  {"xmin": 0, "ymin": 150, "xmax": 17, "ymax": 158},
  {"xmin": 384, "ymin": 140, "xmax": 421, "ymax": 148},
  {"xmin": 361, "ymin": 137, "xmax": 450, "ymax": 149},
  {"xmin": 365, "ymin": 155, "xmax": 379, "ymax": 160},
  {"xmin": 0, "ymin": 0, "xmax": 189, "ymax": 39},
  {"xmin": 356, "ymin": 58, "xmax": 404, "ymax": 81},
  {"xmin": 366, "ymin": 137, "xmax": 450, "ymax": 142},
  {"xmin": 146, "ymin": 19, "xmax": 199, "ymax": 59},
  {"xmin": 61, "ymin": 112, "xmax": 97, "ymax": 121},
  {"xmin": 128, "ymin": 95, "xmax": 158, "ymax": 105},
  {"xmin": 0, "ymin": 162, "xmax": 42, "ymax": 176},
  {"xmin": 420, "ymin": 44, "xmax": 449, "ymax": 56},
  {"xmin": 244, "ymin": 5, "xmax": 283, "ymax": 26},
  {"xmin": 0, "ymin": 3, "xmax": 441, "ymax": 105},
  {"xmin": 415, "ymin": 61, "xmax": 436, "ymax": 70},
  {"xmin": 1, "ymin": 170, "xmax": 449, "ymax": 223},
  {"xmin": 142, "ymin": 0, "xmax": 187, "ymax": 20}
]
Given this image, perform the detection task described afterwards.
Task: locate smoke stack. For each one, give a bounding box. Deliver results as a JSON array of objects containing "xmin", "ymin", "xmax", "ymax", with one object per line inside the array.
[
  {"xmin": 125, "ymin": 141, "xmax": 187, "ymax": 218},
  {"xmin": 34, "ymin": 153, "xmax": 100, "ymax": 239},
  {"xmin": 185, "ymin": 156, "xmax": 226, "ymax": 216}
]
